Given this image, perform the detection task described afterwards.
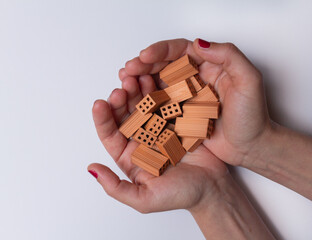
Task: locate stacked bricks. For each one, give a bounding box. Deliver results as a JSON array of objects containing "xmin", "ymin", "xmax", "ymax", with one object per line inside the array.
[{"xmin": 118, "ymin": 54, "xmax": 220, "ymax": 176}]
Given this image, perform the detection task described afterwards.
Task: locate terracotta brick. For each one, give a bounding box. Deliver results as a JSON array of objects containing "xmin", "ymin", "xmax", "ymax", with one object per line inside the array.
[
  {"xmin": 182, "ymin": 102, "xmax": 220, "ymax": 119},
  {"xmin": 156, "ymin": 129, "xmax": 186, "ymax": 166},
  {"xmin": 175, "ymin": 117, "xmax": 213, "ymax": 139},
  {"xmin": 164, "ymin": 79, "xmax": 197, "ymax": 103},
  {"xmin": 160, "ymin": 54, "xmax": 199, "ymax": 86},
  {"xmin": 133, "ymin": 128, "xmax": 157, "ymax": 148},
  {"xmin": 160, "ymin": 102, "xmax": 182, "ymax": 120},
  {"xmin": 119, "ymin": 110, "xmax": 153, "ymax": 139},
  {"xmin": 144, "ymin": 114, "xmax": 167, "ymax": 136},
  {"xmin": 131, "ymin": 144, "xmax": 170, "ymax": 176},
  {"xmin": 136, "ymin": 90, "xmax": 169, "ymax": 114}
]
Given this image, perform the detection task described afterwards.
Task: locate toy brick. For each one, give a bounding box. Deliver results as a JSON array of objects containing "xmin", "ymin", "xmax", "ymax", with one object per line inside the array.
[
  {"xmin": 164, "ymin": 79, "xmax": 197, "ymax": 103},
  {"xmin": 175, "ymin": 117, "xmax": 213, "ymax": 139},
  {"xmin": 156, "ymin": 129, "xmax": 186, "ymax": 166},
  {"xmin": 133, "ymin": 127, "xmax": 157, "ymax": 148},
  {"xmin": 159, "ymin": 54, "xmax": 199, "ymax": 86},
  {"xmin": 187, "ymin": 74, "xmax": 206, "ymax": 92},
  {"xmin": 136, "ymin": 90, "xmax": 169, "ymax": 114},
  {"xmin": 181, "ymin": 137, "xmax": 204, "ymax": 152},
  {"xmin": 144, "ymin": 114, "xmax": 167, "ymax": 136},
  {"xmin": 186, "ymin": 85, "xmax": 218, "ymax": 102},
  {"xmin": 160, "ymin": 102, "xmax": 182, "ymax": 120},
  {"xmin": 182, "ymin": 102, "xmax": 220, "ymax": 119},
  {"xmin": 119, "ymin": 110, "xmax": 153, "ymax": 139},
  {"xmin": 131, "ymin": 144, "xmax": 170, "ymax": 176}
]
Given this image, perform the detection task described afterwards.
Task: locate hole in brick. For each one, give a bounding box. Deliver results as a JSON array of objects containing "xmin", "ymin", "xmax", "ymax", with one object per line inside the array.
[
  {"xmin": 148, "ymin": 142, "xmax": 151, "ymax": 146},
  {"xmin": 138, "ymin": 136, "xmax": 141, "ymax": 139},
  {"xmin": 146, "ymin": 134, "xmax": 149, "ymax": 138},
  {"xmin": 146, "ymin": 106, "xmax": 149, "ymax": 109},
  {"xmin": 150, "ymin": 137, "xmax": 154, "ymax": 141},
  {"xmin": 154, "ymin": 131, "xmax": 157, "ymax": 134},
  {"xmin": 143, "ymin": 139, "xmax": 146, "ymax": 142},
  {"xmin": 139, "ymin": 105, "xmax": 142, "ymax": 108},
  {"xmin": 175, "ymin": 109, "xmax": 178, "ymax": 112},
  {"xmin": 141, "ymin": 132, "xmax": 144, "ymax": 135},
  {"xmin": 150, "ymin": 102, "xmax": 153, "ymax": 105},
  {"xmin": 153, "ymin": 124, "xmax": 156, "ymax": 127},
  {"xmin": 142, "ymin": 109, "xmax": 145, "ymax": 112},
  {"xmin": 149, "ymin": 128, "xmax": 153, "ymax": 131},
  {"xmin": 143, "ymin": 102, "xmax": 146, "ymax": 105},
  {"xmin": 170, "ymin": 111, "xmax": 173, "ymax": 114},
  {"xmin": 160, "ymin": 121, "xmax": 164, "ymax": 125},
  {"xmin": 161, "ymin": 107, "xmax": 165, "ymax": 111},
  {"xmin": 158, "ymin": 126, "xmax": 160, "ymax": 129},
  {"xmin": 164, "ymin": 113, "xmax": 167, "ymax": 116},
  {"xmin": 173, "ymin": 104, "xmax": 176, "ymax": 107},
  {"xmin": 146, "ymin": 97, "xmax": 150, "ymax": 101},
  {"xmin": 168, "ymin": 106, "xmax": 171, "ymax": 109},
  {"xmin": 156, "ymin": 119, "xmax": 159, "ymax": 122},
  {"xmin": 164, "ymin": 130, "xmax": 167, "ymax": 134}
]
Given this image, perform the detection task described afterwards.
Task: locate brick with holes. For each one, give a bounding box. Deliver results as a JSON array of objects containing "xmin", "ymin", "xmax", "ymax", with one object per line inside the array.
[
  {"xmin": 131, "ymin": 144, "xmax": 170, "ymax": 176},
  {"xmin": 136, "ymin": 90, "xmax": 169, "ymax": 115},
  {"xmin": 187, "ymin": 74, "xmax": 206, "ymax": 92},
  {"xmin": 144, "ymin": 114, "xmax": 167, "ymax": 136},
  {"xmin": 181, "ymin": 137, "xmax": 204, "ymax": 152},
  {"xmin": 186, "ymin": 84, "xmax": 218, "ymax": 103},
  {"xmin": 163, "ymin": 79, "xmax": 197, "ymax": 103},
  {"xmin": 156, "ymin": 129, "xmax": 186, "ymax": 166},
  {"xmin": 159, "ymin": 54, "xmax": 199, "ymax": 86},
  {"xmin": 133, "ymin": 127, "xmax": 157, "ymax": 148},
  {"xmin": 119, "ymin": 110, "xmax": 153, "ymax": 139},
  {"xmin": 175, "ymin": 117, "xmax": 214, "ymax": 139},
  {"xmin": 160, "ymin": 102, "xmax": 182, "ymax": 120},
  {"xmin": 182, "ymin": 102, "xmax": 220, "ymax": 119}
]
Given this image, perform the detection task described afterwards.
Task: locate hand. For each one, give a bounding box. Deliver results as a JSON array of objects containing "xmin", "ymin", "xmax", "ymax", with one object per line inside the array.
[
  {"xmin": 88, "ymin": 83, "xmax": 228, "ymax": 213},
  {"xmin": 120, "ymin": 38, "xmax": 272, "ymax": 166}
]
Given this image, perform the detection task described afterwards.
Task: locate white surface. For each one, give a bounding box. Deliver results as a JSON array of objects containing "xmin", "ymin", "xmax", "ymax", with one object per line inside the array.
[{"xmin": 1, "ymin": 0, "xmax": 312, "ymax": 239}]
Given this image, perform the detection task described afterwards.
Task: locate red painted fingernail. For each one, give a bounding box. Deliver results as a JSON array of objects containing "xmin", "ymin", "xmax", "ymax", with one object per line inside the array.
[
  {"xmin": 198, "ymin": 39, "xmax": 211, "ymax": 49},
  {"xmin": 88, "ymin": 170, "xmax": 98, "ymax": 179}
]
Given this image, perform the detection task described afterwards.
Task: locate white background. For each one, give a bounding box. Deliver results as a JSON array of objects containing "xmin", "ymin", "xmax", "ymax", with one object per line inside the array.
[{"xmin": 1, "ymin": 0, "xmax": 312, "ymax": 239}]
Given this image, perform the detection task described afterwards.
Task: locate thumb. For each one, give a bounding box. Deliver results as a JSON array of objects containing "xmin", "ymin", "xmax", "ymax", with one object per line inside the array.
[
  {"xmin": 87, "ymin": 163, "xmax": 150, "ymax": 213},
  {"xmin": 193, "ymin": 38, "xmax": 261, "ymax": 85}
]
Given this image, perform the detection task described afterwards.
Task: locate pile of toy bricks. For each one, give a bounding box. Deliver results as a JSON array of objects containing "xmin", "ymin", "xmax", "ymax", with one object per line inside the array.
[{"xmin": 119, "ymin": 54, "xmax": 220, "ymax": 176}]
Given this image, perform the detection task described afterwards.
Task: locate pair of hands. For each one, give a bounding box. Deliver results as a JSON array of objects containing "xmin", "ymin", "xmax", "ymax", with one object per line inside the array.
[{"xmin": 88, "ymin": 38, "xmax": 271, "ymax": 214}]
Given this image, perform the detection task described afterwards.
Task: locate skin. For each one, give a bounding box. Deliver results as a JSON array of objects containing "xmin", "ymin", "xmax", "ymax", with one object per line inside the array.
[{"xmin": 88, "ymin": 38, "xmax": 312, "ymax": 239}]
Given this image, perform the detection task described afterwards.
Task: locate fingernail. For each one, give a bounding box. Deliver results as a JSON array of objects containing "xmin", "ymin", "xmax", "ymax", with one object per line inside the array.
[
  {"xmin": 198, "ymin": 38, "xmax": 211, "ymax": 49},
  {"xmin": 88, "ymin": 170, "xmax": 98, "ymax": 179}
]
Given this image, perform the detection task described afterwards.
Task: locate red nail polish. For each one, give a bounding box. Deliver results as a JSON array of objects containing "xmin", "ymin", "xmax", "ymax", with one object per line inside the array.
[
  {"xmin": 88, "ymin": 170, "xmax": 98, "ymax": 179},
  {"xmin": 198, "ymin": 39, "xmax": 211, "ymax": 48}
]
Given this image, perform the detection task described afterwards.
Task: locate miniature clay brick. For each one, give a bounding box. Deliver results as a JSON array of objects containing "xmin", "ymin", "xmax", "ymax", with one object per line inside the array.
[
  {"xmin": 156, "ymin": 129, "xmax": 186, "ymax": 166},
  {"xmin": 181, "ymin": 138, "xmax": 204, "ymax": 152},
  {"xmin": 133, "ymin": 127, "xmax": 157, "ymax": 148},
  {"xmin": 144, "ymin": 114, "xmax": 167, "ymax": 136},
  {"xmin": 182, "ymin": 102, "xmax": 220, "ymax": 119},
  {"xmin": 160, "ymin": 102, "xmax": 182, "ymax": 120},
  {"xmin": 159, "ymin": 54, "xmax": 199, "ymax": 86},
  {"xmin": 131, "ymin": 144, "xmax": 170, "ymax": 176},
  {"xmin": 175, "ymin": 117, "xmax": 211, "ymax": 139},
  {"xmin": 136, "ymin": 90, "xmax": 169, "ymax": 114},
  {"xmin": 186, "ymin": 85, "xmax": 218, "ymax": 102},
  {"xmin": 164, "ymin": 79, "xmax": 197, "ymax": 103},
  {"xmin": 187, "ymin": 74, "xmax": 206, "ymax": 92},
  {"xmin": 119, "ymin": 110, "xmax": 153, "ymax": 139}
]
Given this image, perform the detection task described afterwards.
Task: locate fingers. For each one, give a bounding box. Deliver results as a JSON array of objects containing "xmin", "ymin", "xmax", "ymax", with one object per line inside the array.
[
  {"xmin": 193, "ymin": 39, "xmax": 262, "ymax": 86},
  {"xmin": 121, "ymin": 76, "xmax": 143, "ymax": 112},
  {"xmin": 138, "ymin": 75, "xmax": 157, "ymax": 96},
  {"xmin": 108, "ymin": 89, "xmax": 129, "ymax": 125},
  {"xmin": 88, "ymin": 163, "xmax": 152, "ymax": 213},
  {"xmin": 92, "ymin": 100, "xmax": 127, "ymax": 161},
  {"xmin": 125, "ymin": 39, "xmax": 202, "ymax": 77}
]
